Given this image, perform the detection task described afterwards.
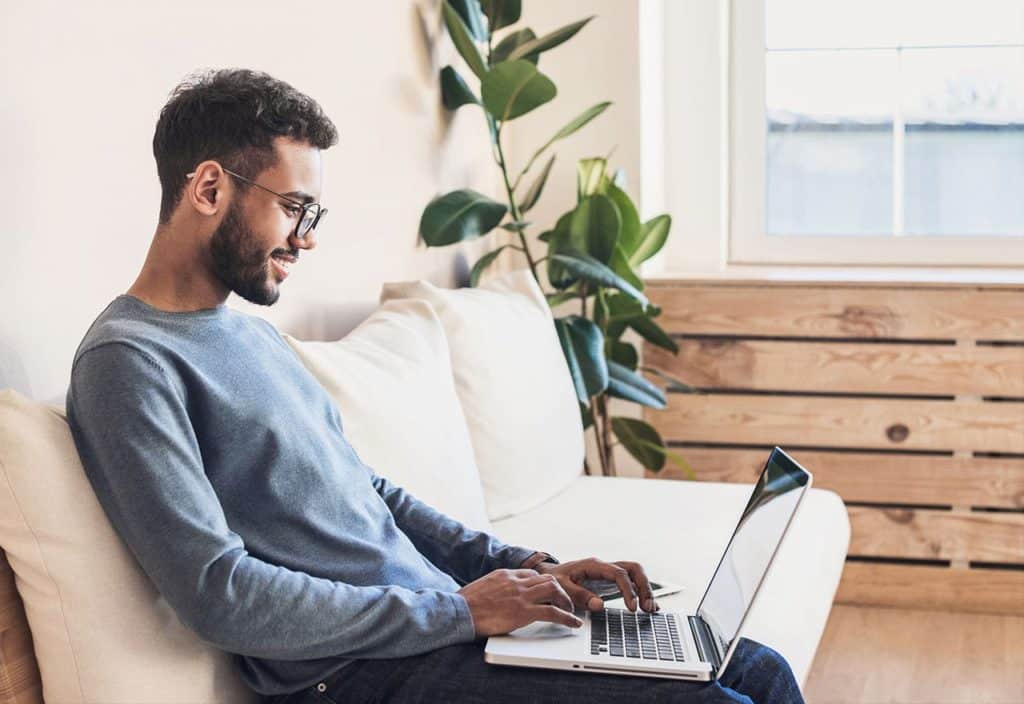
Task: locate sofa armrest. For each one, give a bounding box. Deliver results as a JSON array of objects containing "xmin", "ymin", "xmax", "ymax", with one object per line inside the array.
[{"xmin": 0, "ymin": 550, "xmax": 42, "ymax": 704}]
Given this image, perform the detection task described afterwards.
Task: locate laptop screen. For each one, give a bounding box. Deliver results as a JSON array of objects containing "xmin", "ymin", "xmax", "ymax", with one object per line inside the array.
[{"xmin": 695, "ymin": 447, "xmax": 811, "ymax": 664}]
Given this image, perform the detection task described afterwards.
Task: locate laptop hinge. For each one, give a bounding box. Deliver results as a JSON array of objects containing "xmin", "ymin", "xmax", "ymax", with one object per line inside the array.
[{"xmin": 688, "ymin": 615, "xmax": 723, "ymax": 671}]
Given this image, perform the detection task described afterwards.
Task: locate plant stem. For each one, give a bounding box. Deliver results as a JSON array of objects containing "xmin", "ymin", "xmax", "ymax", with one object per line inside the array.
[
  {"xmin": 494, "ymin": 124, "xmax": 540, "ymax": 283},
  {"xmin": 588, "ymin": 396, "xmax": 606, "ymax": 474},
  {"xmin": 598, "ymin": 395, "xmax": 616, "ymax": 476}
]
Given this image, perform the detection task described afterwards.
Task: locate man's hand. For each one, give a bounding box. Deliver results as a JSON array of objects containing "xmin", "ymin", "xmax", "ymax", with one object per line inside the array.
[
  {"xmin": 458, "ymin": 569, "xmax": 583, "ymax": 637},
  {"xmin": 534, "ymin": 557, "xmax": 658, "ymax": 614}
]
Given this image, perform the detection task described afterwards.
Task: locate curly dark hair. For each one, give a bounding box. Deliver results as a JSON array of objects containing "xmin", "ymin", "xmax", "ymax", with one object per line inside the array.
[{"xmin": 153, "ymin": 68, "xmax": 339, "ymax": 225}]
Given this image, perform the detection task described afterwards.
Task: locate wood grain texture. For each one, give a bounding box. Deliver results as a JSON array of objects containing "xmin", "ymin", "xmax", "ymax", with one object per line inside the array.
[
  {"xmin": 803, "ymin": 604, "xmax": 1024, "ymax": 703},
  {"xmin": 846, "ymin": 506, "xmax": 1024, "ymax": 564},
  {"xmin": 0, "ymin": 552, "xmax": 42, "ymax": 704},
  {"xmin": 644, "ymin": 279, "xmax": 1024, "ymax": 616},
  {"xmin": 646, "ymin": 283, "xmax": 1024, "ymax": 340},
  {"xmin": 834, "ymin": 561, "xmax": 1024, "ymax": 616},
  {"xmin": 650, "ymin": 394, "xmax": 1024, "ymax": 453},
  {"xmin": 648, "ymin": 448, "xmax": 1024, "ymax": 509},
  {"xmin": 646, "ymin": 340, "xmax": 1024, "ymax": 396}
]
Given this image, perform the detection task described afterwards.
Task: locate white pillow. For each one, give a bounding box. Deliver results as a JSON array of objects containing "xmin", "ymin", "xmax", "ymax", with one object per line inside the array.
[
  {"xmin": 0, "ymin": 390, "xmax": 257, "ymax": 704},
  {"xmin": 282, "ymin": 299, "xmax": 492, "ymax": 532},
  {"xmin": 380, "ymin": 269, "xmax": 584, "ymax": 520}
]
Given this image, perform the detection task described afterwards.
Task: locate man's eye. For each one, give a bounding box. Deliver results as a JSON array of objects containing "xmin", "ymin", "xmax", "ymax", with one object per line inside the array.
[{"xmin": 284, "ymin": 205, "xmax": 301, "ymax": 216}]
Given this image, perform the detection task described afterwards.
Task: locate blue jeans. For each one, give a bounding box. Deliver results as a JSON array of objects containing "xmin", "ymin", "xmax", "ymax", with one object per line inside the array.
[{"xmin": 265, "ymin": 636, "xmax": 805, "ymax": 703}]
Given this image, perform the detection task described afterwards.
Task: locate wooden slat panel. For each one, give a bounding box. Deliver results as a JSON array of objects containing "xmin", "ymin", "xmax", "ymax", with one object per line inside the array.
[
  {"xmin": 651, "ymin": 394, "xmax": 1024, "ymax": 453},
  {"xmin": 646, "ymin": 448, "xmax": 1024, "ymax": 509},
  {"xmin": 646, "ymin": 340, "xmax": 1024, "ymax": 396},
  {"xmin": 847, "ymin": 507, "xmax": 1024, "ymax": 564},
  {"xmin": 647, "ymin": 284, "xmax": 1024, "ymax": 340},
  {"xmin": 836, "ymin": 561, "xmax": 1024, "ymax": 615},
  {"xmin": 0, "ymin": 552, "xmax": 42, "ymax": 704}
]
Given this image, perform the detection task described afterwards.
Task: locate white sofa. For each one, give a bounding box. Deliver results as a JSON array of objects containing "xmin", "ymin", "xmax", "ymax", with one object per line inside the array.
[{"xmin": 0, "ymin": 270, "xmax": 849, "ymax": 703}]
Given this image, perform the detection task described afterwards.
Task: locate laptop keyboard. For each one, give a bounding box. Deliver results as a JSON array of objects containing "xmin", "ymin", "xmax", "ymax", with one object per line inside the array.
[{"xmin": 590, "ymin": 608, "xmax": 686, "ymax": 661}]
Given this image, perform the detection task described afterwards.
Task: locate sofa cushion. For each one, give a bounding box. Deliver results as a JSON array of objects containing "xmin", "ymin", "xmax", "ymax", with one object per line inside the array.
[
  {"xmin": 281, "ymin": 299, "xmax": 491, "ymax": 531},
  {"xmin": 491, "ymin": 476, "xmax": 851, "ymax": 688},
  {"xmin": 0, "ymin": 389, "xmax": 257, "ymax": 704},
  {"xmin": 380, "ymin": 269, "xmax": 584, "ymax": 521}
]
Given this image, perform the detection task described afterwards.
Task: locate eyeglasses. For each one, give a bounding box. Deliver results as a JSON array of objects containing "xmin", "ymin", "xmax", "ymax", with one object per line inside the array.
[{"xmin": 185, "ymin": 167, "xmax": 327, "ymax": 240}]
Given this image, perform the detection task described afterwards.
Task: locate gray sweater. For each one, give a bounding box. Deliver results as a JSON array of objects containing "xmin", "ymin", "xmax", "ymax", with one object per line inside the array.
[{"xmin": 65, "ymin": 295, "xmax": 537, "ymax": 696}]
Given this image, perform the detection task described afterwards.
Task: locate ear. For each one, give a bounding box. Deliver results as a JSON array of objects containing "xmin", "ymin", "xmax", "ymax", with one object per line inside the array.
[{"xmin": 185, "ymin": 161, "xmax": 228, "ymax": 216}]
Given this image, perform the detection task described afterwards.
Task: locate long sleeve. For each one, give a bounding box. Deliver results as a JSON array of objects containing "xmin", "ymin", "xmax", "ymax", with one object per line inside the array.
[
  {"xmin": 366, "ymin": 471, "xmax": 537, "ymax": 585},
  {"xmin": 66, "ymin": 342, "xmax": 477, "ymax": 661}
]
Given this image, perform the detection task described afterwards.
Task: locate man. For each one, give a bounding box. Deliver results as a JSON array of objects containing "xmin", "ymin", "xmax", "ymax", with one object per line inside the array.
[{"xmin": 66, "ymin": 68, "xmax": 804, "ymax": 703}]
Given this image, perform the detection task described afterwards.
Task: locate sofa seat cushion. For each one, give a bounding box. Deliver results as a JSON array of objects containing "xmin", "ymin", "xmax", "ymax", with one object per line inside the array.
[
  {"xmin": 491, "ymin": 475, "xmax": 850, "ymax": 687},
  {"xmin": 282, "ymin": 299, "xmax": 491, "ymax": 531}
]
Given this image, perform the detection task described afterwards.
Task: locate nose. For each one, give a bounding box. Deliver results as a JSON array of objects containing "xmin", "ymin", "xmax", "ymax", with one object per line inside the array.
[{"xmin": 290, "ymin": 227, "xmax": 318, "ymax": 251}]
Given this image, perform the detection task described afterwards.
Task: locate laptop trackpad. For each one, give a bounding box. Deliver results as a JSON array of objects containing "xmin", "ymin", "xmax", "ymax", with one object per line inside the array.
[{"xmin": 507, "ymin": 621, "xmax": 579, "ymax": 639}]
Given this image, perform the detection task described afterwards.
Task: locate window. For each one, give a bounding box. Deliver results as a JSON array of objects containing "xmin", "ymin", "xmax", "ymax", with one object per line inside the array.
[{"xmin": 728, "ymin": 0, "xmax": 1024, "ymax": 266}]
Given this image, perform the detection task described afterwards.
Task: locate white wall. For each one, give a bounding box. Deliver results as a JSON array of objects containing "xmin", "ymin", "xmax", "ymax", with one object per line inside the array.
[
  {"xmin": 503, "ymin": 0, "xmax": 642, "ymax": 264},
  {"xmin": 0, "ymin": 0, "xmax": 500, "ymax": 402},
  {"xmin": 504, "ymin": 1, "xmax": 648, "ymax": 477}
]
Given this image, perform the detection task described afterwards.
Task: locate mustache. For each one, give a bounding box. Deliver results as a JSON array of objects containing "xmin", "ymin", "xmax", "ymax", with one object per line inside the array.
[{"xmin": 271, "ymin": 248, "xmax": 300, "ymax": 262}]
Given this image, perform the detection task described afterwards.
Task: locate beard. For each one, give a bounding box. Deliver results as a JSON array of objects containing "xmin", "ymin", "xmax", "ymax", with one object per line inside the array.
[{"xmin": 209, "ymin": 200, "xmax": 289, "ymax": 306}]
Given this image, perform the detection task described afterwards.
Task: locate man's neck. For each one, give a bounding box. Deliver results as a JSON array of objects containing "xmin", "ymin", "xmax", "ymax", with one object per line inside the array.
[{"xmin": 127, "ymin": 228, "xmax": 229, "ymax": 313}]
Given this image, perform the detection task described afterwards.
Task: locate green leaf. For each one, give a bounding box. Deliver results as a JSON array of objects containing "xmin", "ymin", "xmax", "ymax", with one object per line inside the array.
[
  {"xmin": 602, "ymin": 292, "xmax": 643, "ymax": 338},
  {"xmin": 481, "ymin": 0, "xmax": 522, "ymax": 33},
  {"xmin": 419, "ymin": 189, "xmax": 508, "ymax": 246},
  {"xmin": 520, "ymin": 153, "xmax": 555, "ymax": 213},
  {"xmin": 513, "ymin": 102, "xmax": 610, "ymax": 191},
  {"xmin": 440, "ymin": 66, "xmax": 478, "ymax": 110},
  {"xmin": 607, "ymin": 339, "xmax": 638, "ymax": 370},
  {"xmin": 554, "ymin": 315, "xmax": 609, "ymax": 402},
  {"xmin": 449, "ymin": 0, "xmax": 488, "ymax": 42},
  {"xmin": 606, "ymin": 182, "xmax": 642, "ymax": 256},
  {"xmin": 629, "ymin": 214, "xmax": 671, "ymax": 267},
  {"xmin": 611, "ymin": 417, "xmax": 667, "ymax": 471},
  {"xmin": 569, "ymin": 194, "xmax": 620, "ymax": 264},
  {"xmin": 577, "ymin": 157, "xmax": 609, "ymax": 200},
  {"xmin": 609, "ymin": 244, "xmax": 642, "ymax": 292},
  {"xmin": 469, "ymin": 245, "xmax": 510, "ymax": 287},
  {"xmin": 491, "ymin": 28, "xmax": 537, "ymax": 64},
  {"xmin": 537, "ymin": 230, "xmax": 553, "ymax": 242},
  {"xmin": 442, "ymin": 1, "xmax": 487, "ymax": 79},
  {"xmin": 544, "ymin": 211, "xmax": 576, "ymax": 289},
  {"xmin": 629, "ymin": 315, "xmax": 679, "ymax": 354},
  {"xmin": 606, "ymin": 360, "xmax": 667, "ymax": 409},
  {"xmin": 548, "ymin": 250, "xmax": 649, "ymax": 307},
  {"xmin": 507, "ymin": 16, "xmax": 595, "ymax": 61},
  {"xmin": 481, "ymin": 60, "xmax": 557, "ymax": 122},
  {"xmin": 640, "ymin": 365, "xmax": 698, "ymax": 393},
  {"xmin": 659, "ymin": 446, "xmax": 696, "ymax": 477},
  {"xmin": 500, "ymin": 220, "xmax": 531, "ymax": 232},
  {"xmin": 551, "ymin": 102, "xmax": 612, "ymax": 145}
]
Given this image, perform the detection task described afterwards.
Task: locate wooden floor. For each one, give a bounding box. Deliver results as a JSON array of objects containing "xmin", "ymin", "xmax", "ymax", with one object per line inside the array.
[{"xmin": 803, "ymin": 604, "xmax": 1024, "ymax": 704}]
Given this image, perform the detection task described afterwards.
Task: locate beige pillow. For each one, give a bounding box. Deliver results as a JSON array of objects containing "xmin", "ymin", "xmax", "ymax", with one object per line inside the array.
[
  {"xmin": 0, "ymin": 389, "xmax": 257, "ymax": 704},
  {"xmin": 380, "ymin": 269, "xmax": 584, "ymax": 520},
  {"xmin": 282, "ymin": 299, "xmax": 491, "ymax": 531}
]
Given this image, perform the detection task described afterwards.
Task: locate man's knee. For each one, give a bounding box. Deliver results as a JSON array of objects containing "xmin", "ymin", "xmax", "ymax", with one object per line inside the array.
[{"xmin": 725, "ymin": 637, "xmax": 799, "ymax": 686}]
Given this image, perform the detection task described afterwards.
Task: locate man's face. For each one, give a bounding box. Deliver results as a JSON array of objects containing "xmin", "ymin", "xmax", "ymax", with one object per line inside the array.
[{"xmin": 208, "ymin": 138, "xmax": 322, "ymax": 306}]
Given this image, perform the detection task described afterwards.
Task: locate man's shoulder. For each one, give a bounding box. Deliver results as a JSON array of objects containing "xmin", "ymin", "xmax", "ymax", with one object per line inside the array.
[{"xmin": 72, "ymin": 296, "xmax": 166, "ymax": 369}]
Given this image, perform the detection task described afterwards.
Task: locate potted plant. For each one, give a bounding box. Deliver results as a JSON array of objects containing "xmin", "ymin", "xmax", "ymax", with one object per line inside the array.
[{"xmin": 419, "ymin": 0, "xmax": 697, "ymax": 477}]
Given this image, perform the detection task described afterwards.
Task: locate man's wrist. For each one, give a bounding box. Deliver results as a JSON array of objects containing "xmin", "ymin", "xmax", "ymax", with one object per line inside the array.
[{"xmin": 520, "ymin": 551, "xmax": 559, "ymax": 571}]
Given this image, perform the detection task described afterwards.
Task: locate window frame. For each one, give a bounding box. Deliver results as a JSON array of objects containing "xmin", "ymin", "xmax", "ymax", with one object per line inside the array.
[{"xmin": 649, "ymin": 0, "xmax": 1024, "ymax": 272}]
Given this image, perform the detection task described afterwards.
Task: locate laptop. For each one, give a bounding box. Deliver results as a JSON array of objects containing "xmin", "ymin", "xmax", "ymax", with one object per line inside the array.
[{"xmin": 484, "ymin": 446, "xmax": 812, "ymax": 682}]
